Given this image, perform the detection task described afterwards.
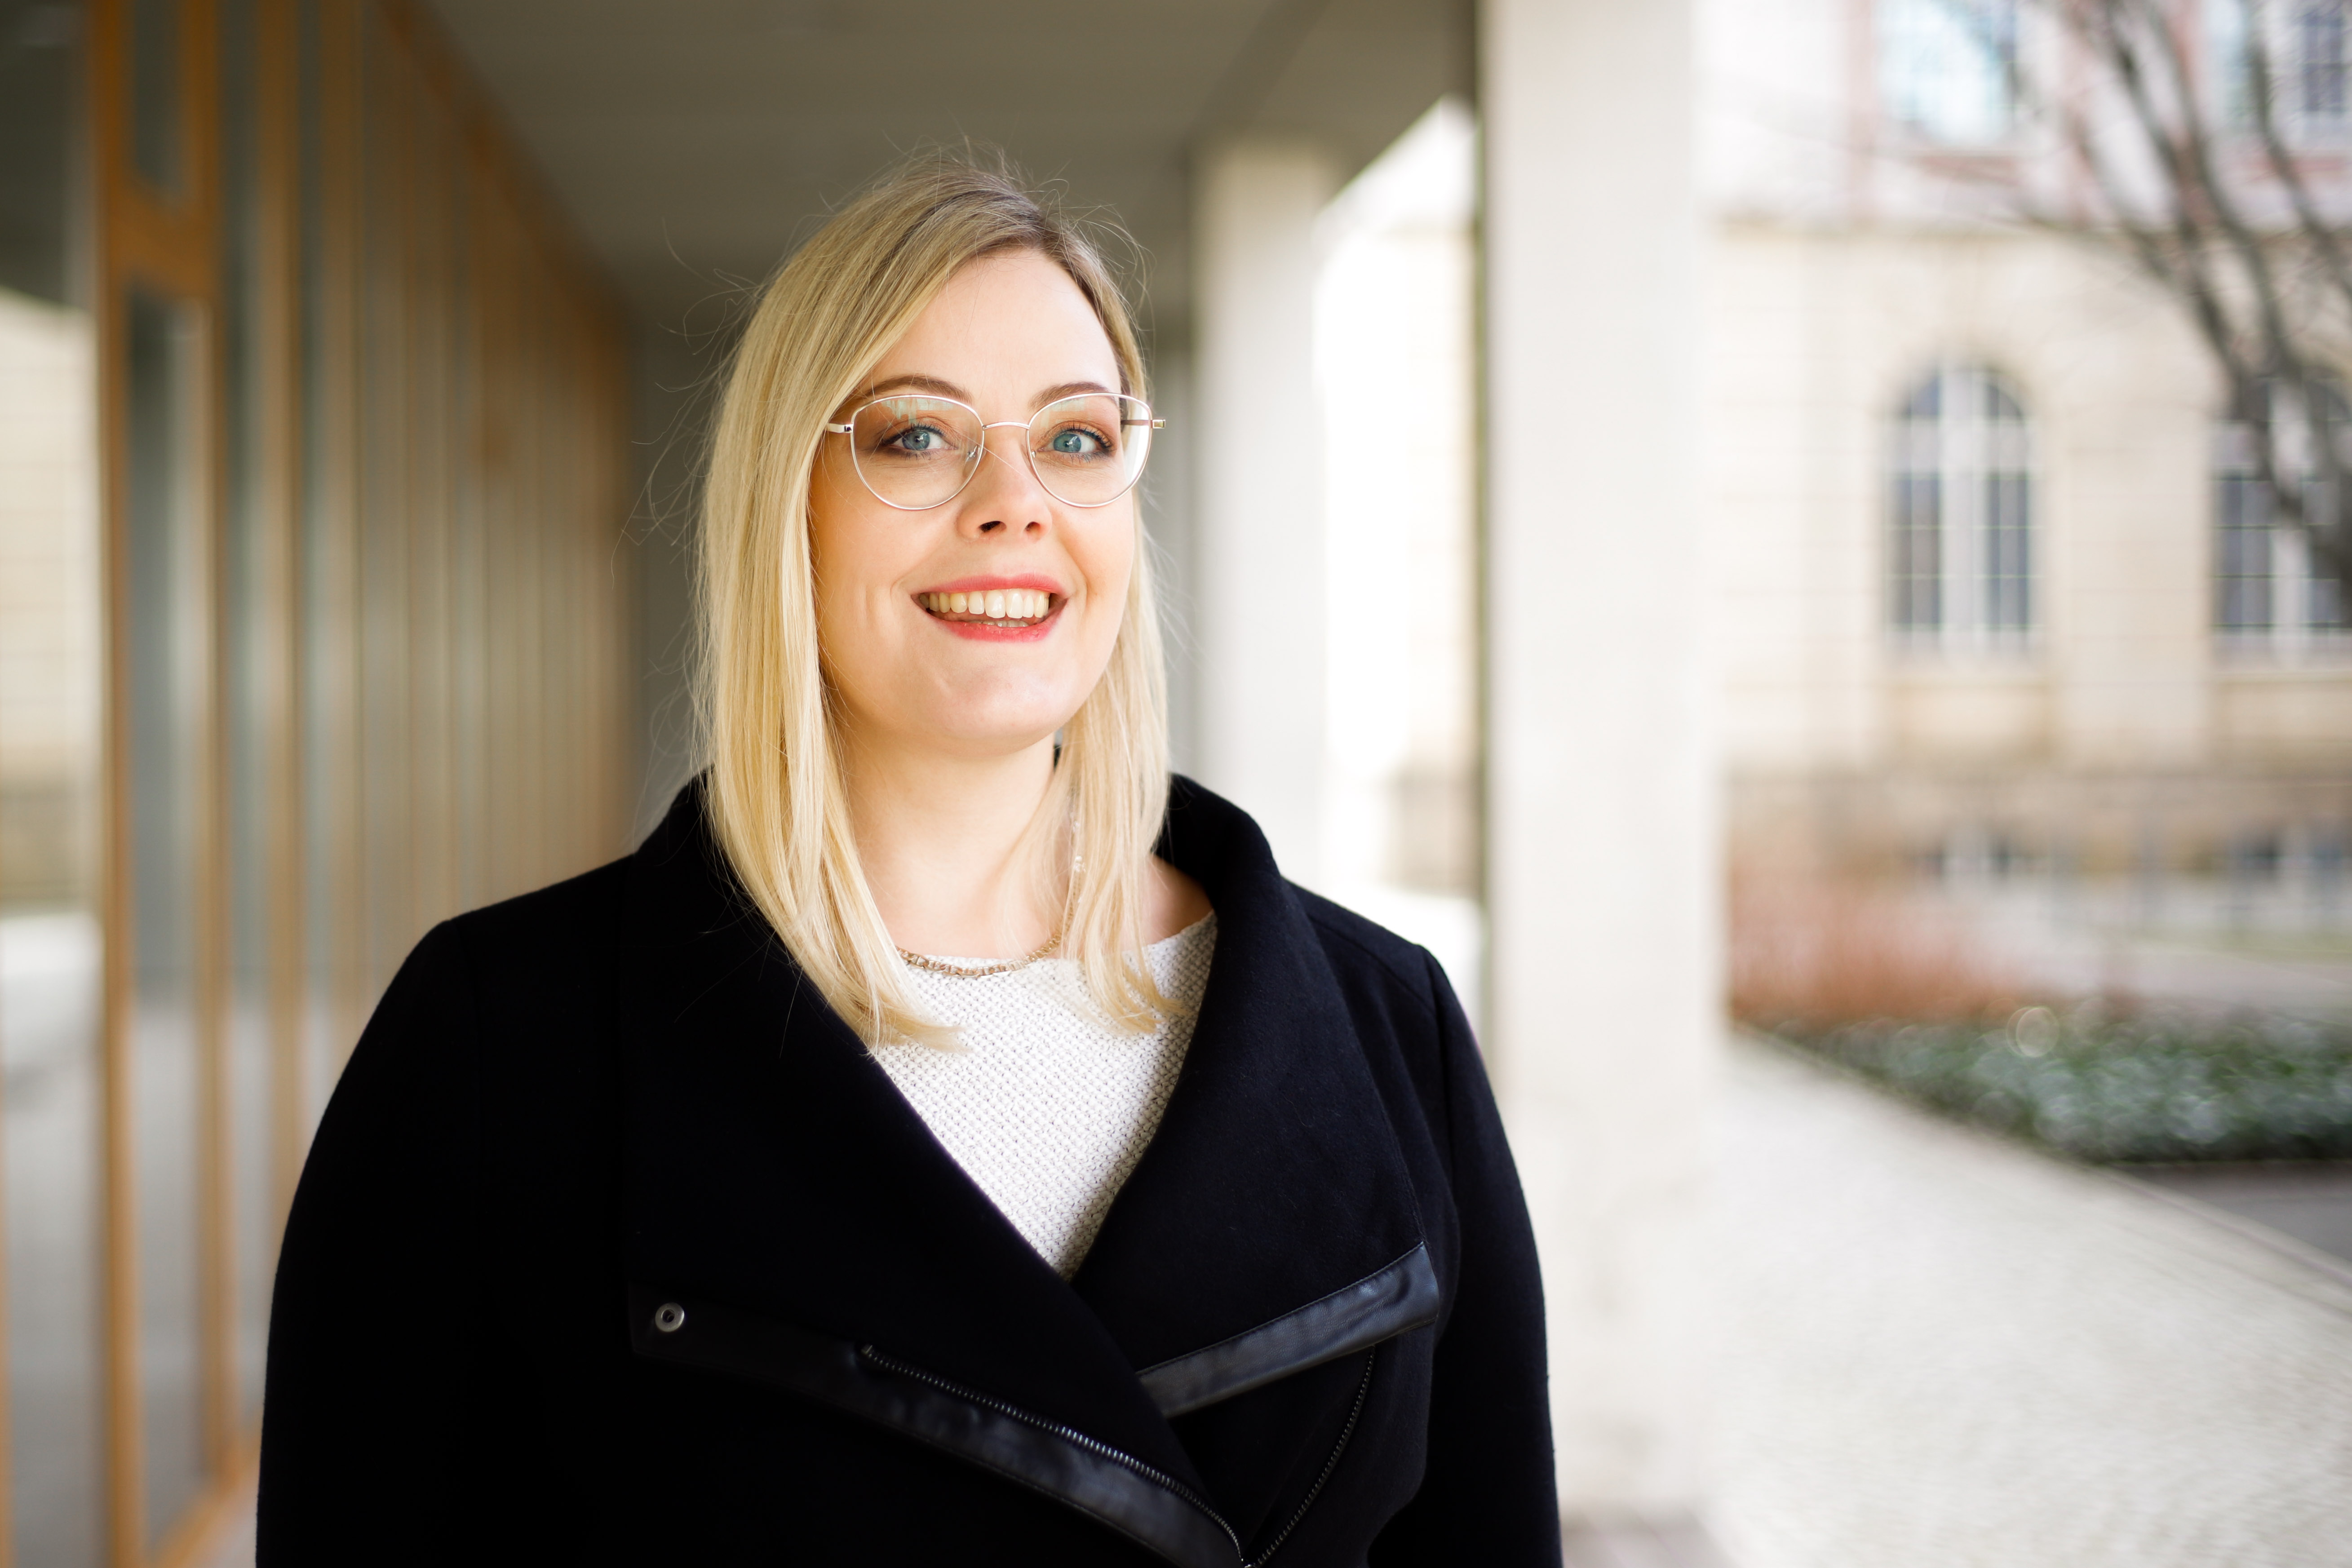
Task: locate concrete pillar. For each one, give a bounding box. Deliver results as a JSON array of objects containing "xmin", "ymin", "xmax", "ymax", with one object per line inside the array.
[
  {"xmin": 1483, "ymin": 0, "xmax": 1720, "ymax": 1520},
  {"xmin": 1190, "ymin": 141, "xmax": 1337, "ymax": 883}
]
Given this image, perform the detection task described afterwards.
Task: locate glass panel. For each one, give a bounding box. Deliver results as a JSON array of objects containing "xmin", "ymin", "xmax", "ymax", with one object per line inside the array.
[
  {"xmin": 129, "ymin": 0, "xmax": 181, "ymax": 194},
  {"xmin": 124, "ymin": 286, "xmax": 209, "ymax": 1549},
  {"xmin": 2302, "ymin": 0, "xmax": 2351, "ymax": 121},
  {"xmin": 1878, "ymin": 0, "xmax": 2018, "ymax": 146},
  {"xmin": 218, "ymin": 0, "xmax": 274, "ymax": 1431},
  {"xmin": 0, "ymin": 2, "xmax": 83, "ymax": 305},
  {"xmin": 2217, "ymin": 473, "xmax": 2274, "ymax": 631},
  {"xmin": 1984, "ymin": 471, "xmax": 2032, "ymax": 630},
  {"xmin": 358, "ymin": 9, "xmax": 412, "ymax": 996},
  {"xmin": 1891, "ymin": 373, "xmax": 1944, "ymax": 633},
  {"xmin": 1891, "ymin": 471, "xmax": 1942, "ymax": 630},
  {"xmin": 2309, "ymin": 557, "xmax": 2347, "ymax": 629},
  {"xmin": 297, "ymin": 0, "xmax": 346, "ymax": 1133},
  {"xmin": 0, "ymin": 5, "xmax": 107, "ymax": 1563}
]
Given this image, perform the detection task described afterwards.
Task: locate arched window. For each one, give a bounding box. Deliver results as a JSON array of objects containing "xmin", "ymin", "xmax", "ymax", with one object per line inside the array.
[
  {"xmin": 2216, "ymin": 379, "xmax": 2351, "ymax": 648},
  {"xmin": 1889, "ymin": 364, "xmax": 2034, "ymax": 644}
]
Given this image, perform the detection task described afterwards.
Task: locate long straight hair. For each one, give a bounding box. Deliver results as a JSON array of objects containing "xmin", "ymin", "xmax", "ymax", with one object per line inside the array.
[{"xmin": 696, "ymin": 155, "xmax": 1174, "ymax": 1045}]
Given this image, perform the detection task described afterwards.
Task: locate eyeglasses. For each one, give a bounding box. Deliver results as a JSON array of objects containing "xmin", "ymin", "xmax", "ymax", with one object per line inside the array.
[{"xmin": 823, "ymin": 392, "xmax": 1163, "ymax": 511}]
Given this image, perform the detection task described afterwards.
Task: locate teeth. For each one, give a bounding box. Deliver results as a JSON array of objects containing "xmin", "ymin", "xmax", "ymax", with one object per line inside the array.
[{"xmin": 924, "ymin": 589, "xmax": 1051, "ymax": 621}]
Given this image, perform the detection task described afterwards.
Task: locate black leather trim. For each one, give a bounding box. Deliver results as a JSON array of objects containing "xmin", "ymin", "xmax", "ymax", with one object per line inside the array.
[
  {"xmin": 1136, "ymin": 1244, "xmax": 1440, "ymax": 1418},
  {"xmin": 627, "ymin": 1285, "xmax": 1241, "ymax": 1568}
]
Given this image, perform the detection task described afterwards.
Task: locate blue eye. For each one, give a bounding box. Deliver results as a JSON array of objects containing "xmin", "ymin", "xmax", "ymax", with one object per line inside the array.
[
  {"xmin": 1047, "ymin": 428, "xmax": 1105, "ymax": 457},
  {"xmin": 890, "ymin": 425, "xmax": 948, "ymax": 455}
]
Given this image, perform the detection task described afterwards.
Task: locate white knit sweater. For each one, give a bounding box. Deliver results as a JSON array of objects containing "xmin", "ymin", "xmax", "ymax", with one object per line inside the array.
[{"xmin": 874, "ymin": 914, "xmax": 1217, "ymax": 1278}]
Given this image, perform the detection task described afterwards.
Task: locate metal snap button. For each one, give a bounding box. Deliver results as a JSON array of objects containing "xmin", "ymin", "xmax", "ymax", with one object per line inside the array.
[{"xmin": 652, "ymin": 1302, "xmax": 687, "ymax": 1334}]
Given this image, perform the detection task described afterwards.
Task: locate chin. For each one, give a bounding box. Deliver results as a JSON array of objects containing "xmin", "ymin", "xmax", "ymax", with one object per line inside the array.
[{"xmin": 918, "ymin": 689, "xmax": 1081, "ymax": 754}]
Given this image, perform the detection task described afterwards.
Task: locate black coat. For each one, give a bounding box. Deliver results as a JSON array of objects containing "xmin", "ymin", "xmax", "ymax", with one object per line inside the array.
[{"xmin": 258, "ymin": 777, "xmax": 1559, "ymax": 1567}]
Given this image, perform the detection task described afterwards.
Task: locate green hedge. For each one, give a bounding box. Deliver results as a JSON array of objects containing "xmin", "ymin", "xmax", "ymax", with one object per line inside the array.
[{"xmin": 1770, "ymin": 1006, "xmax": 2352, "ymax": 1163}]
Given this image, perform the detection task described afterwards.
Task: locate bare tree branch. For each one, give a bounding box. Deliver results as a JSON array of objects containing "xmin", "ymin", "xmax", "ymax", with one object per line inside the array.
[{"xmin": 1932, "ymin": 0, "xmax": 2351, "ymax": 586}]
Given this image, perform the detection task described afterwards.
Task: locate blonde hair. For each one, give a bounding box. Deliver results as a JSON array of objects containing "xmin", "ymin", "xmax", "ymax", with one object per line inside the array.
[{"xmin": 695, "ymin": 154, "xmax": 1174, "ymax": 1045}]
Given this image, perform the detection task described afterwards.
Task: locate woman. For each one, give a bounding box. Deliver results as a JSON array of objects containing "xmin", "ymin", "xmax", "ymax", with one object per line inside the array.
[{"xmin": 260, "ymin": 157, "xmax": 1558, "ymax": 1567}]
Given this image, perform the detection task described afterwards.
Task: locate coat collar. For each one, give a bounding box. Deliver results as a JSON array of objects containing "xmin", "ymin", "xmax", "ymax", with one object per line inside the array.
[{"xmin": 618, "ymin": 775, "xmax": 1426, "ymax": 1499}]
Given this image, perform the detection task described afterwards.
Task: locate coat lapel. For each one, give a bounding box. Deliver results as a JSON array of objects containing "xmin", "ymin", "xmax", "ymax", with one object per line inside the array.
[
  {"xmin": 1071, "ymin": 777, "xmax": 1432, "ymax": 1395},
  {"xmin": 616, "ymin": 784, "xmax": 1208, "ymax": 1500}
]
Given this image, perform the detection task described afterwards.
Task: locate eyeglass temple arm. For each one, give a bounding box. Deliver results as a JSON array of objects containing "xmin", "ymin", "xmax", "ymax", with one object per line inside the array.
[{"xmin": 822, "ymin": 417, "xmax": 1164, "ymax": 432}]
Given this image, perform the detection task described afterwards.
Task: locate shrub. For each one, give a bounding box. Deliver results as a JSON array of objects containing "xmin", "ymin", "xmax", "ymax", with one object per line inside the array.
[{"xmin": 1773, "ymin": 1005, "xmax": 2352, "ymax": 1164}]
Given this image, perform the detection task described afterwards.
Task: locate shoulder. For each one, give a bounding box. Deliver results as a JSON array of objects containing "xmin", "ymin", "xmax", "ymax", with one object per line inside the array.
[
  {"xmin": 433, "ymin": 853, "xmax": 634, "ymax": 977},
  {"xmin": 307, "ymin": 855, "xmax": 638, "ymax": 1208},
  {"xmin": 1286, "ymin": 881, "xmax": 1479, "ymax": 1141},
  {"xmin": 1283, "ymin": 883, "xmax": 1491, "ymax": 1247},
  {"xmin": 392, "ymin": 854, "xmax": 633, "ymax": 1032},
  {"xmin": 1289, "ymin": 882, "xmax": 1447, "ymax": 1024},
  {"xmin": 337, "ymin": 853, "xmax": 637, "ymax": 1105}
]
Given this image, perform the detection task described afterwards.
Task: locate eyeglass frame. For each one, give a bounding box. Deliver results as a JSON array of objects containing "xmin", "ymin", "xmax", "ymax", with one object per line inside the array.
[{"xmin": 821, "ymin": 391, "xmax": 1166, "ymax": 512}]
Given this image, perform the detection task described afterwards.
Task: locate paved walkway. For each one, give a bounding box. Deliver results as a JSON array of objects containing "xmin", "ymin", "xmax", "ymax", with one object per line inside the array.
[{"xmin": 1712, "ymin": 1039, "xmax": 2352, "ymax": 1568}]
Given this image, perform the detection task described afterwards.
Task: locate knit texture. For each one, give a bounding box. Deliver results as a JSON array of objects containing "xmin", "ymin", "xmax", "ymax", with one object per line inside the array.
[{"xmin": 875, "ymin": 914, "xmax": 1217, "ymax": 1278}]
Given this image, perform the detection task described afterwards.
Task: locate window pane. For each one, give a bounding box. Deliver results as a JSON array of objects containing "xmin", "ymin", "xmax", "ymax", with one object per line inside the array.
[
  {"xmin": 2302, "ymin": 1, "xmax": 2350, "ymax": 121},
  {"xmin": 0, "ymin": 2, "xmax": 82, "ymax": 305},
  {"xmin": 297, "ymin": 0, "xmax": 347, "ymax": 1135},
  {"xmin": 0, "ymin": 16, "xmax": 106, "ymax": 1560},
  {"xmin": 1879, "ymin": 0, "xmax": 2018, "ymax": 146},
  {"xmin": 1891, "ymin": 471, "xmax": 1942, "ymax": 630},
  {"xmin": 2210, "ymin": 382, "xmax": 2348, "ymax": 642},
  {"xmin": 124, "ymin": 287, "xmax": 209, "ymax": 1549},
  {"xmin": 129, "ymin": 0, "xmax": 181, "ymax": 194},
  {"xmin": 2311, "ymin": 564, "xmax": 2348, "ymax": 629},
  {"xmin": 2217, "ymin": 474, "xmax": 2275, "ymax": 631},
  {"xmin": 218, "ymin": 0, "xmax": 276, "ymax": 1432},
  {"xmin": 1984, "ymin": 472, "xmax": 2031, "ymax": 630}
]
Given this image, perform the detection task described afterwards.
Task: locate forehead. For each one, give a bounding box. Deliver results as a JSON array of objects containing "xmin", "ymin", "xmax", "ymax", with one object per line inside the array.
[{"xmin": 873, "ymin": 250, "xmax": 1120, "ymax": 385}]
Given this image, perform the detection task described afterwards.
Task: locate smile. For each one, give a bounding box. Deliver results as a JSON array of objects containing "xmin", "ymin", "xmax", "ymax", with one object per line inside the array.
[{"xmin": 918, "ymin": 588, "xmax": 1056, "ymax": 629}]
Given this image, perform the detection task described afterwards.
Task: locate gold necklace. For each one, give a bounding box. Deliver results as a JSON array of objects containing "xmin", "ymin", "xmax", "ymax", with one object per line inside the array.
[
  {"xmin": 899, "ymin": 813, "xmax": 1078, "ymax": 977},
  {"xmin": 896, "ymin": 925, "xmax": 1064, "ymax": 978}
]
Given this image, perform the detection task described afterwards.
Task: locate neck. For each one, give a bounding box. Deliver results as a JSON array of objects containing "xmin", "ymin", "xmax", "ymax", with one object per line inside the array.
[{"xmin": 842, "ymin": 729, "xmax": 1064, "ymax": 960}]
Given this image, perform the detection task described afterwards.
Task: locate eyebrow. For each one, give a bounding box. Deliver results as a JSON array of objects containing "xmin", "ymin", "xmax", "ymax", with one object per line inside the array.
[
  {"xmin": 847, "ymin": 374, "xmax": 1123, "ymax": 408},
  {"xmin": 854, "ymin": 373, "xmax": 969, "ymax": 403},
  {"xmin": 1034, "ymin": 379, "xmax": 1120, "ymax": 403}
]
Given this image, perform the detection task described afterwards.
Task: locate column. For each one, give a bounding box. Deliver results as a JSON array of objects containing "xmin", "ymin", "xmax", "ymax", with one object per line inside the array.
[
  {"xmin": 1483, "ymin": 0, "xmax": 1720, "ymax": 1519},
  {"xmin": 1189, "ymin": 140, "xmax": 1336, "ymax": 883}
]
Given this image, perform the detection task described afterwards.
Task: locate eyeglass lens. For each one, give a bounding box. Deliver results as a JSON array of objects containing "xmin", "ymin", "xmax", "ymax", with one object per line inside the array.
[{"xmin": 845, "ymin": 393, "xmax": 1153, "ymax": 510}]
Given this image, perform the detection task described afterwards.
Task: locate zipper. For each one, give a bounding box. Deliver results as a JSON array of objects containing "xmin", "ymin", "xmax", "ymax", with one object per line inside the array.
[
  {"xmin": 855, "ymin": 1343, "xmax": 1373, "ymax": 1567},
  {"xmin": 1245, "ymin": 1351, "xmax": 1374, "ymax": 1566}
]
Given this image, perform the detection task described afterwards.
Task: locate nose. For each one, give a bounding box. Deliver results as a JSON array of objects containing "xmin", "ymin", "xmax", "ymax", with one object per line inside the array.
[{"xmin": 959, "ymin": 420, "xmax": 1053, "ymax": 537}]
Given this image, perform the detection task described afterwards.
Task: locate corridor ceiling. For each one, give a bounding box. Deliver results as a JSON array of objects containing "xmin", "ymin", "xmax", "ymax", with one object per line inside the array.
[{"xmin": 422, "ymin": 0, "xmax": 1473, "ymax": 339}]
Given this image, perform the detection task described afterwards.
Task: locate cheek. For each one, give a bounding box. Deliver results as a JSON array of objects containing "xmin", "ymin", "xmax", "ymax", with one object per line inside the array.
[
  {"xmin": 1076, "ymin": 518, "xmax": 1137, "ymax": 632},
  {"xmin": 808, "ymin": 490, "xmax": 910, "ymax": 644}
]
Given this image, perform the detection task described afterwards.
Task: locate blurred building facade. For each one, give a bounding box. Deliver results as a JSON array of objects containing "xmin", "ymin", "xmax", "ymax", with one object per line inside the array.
[{"xmin": 1706, "ymin": 0, "xmax": 2352, "ymax": 905}]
